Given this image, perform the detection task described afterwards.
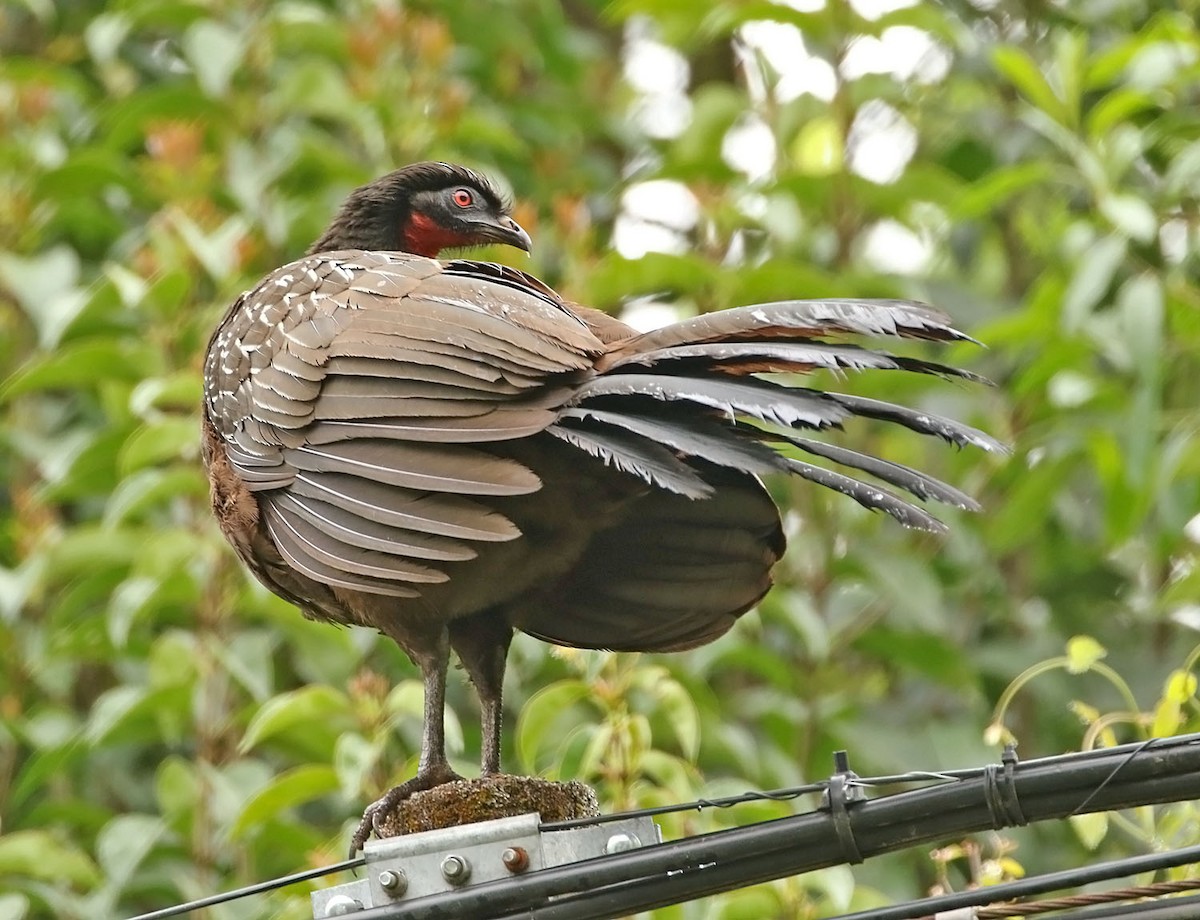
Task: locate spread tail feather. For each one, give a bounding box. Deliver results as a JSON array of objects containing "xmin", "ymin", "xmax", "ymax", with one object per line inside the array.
[{"xmin": 556, "ymin": 297, "xmax": 1002, "ymax": 529}]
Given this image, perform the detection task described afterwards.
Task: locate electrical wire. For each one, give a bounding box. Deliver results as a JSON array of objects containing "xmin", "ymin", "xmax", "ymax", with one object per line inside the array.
[
  {"xmin": 974, "ymin": 879, "xmax": 1200, "ymax": 918},
  {"xmin": 1044, "ymin": 892, "xmax": 1200, "ymax": 920},
  {"xmin": 545, "ymin": 734, "xmax": 1199, "ymax": 829},
  {"xmin": 343, "ymin": 736, "xmax": 1200, "ymax": 919},
  {"xmin": 124, "ymin": 733, "xmax": 1200, "ymax": 919},
  {"xmin": 125, "ymin": 856, "xmax": 364, "ymax": 920}
]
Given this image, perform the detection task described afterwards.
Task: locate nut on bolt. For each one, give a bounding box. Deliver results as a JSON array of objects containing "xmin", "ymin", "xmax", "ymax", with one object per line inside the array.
[
  {"xmin": 441, "ymin": 853, "xmax": 471, "ymax": 884},
  {"xmin": 378, "ymin": 868, "xmax": 408, "ymax": 896},
  {"xmin": 605, "ymin": 832, "xmax": 641, "ymax": 854},
  {"xmin": 501, "ymin": 846, "xmax": 530, "ymax": 873},
  {"xmin": 324, "ymin": 894, "xmax": 364, "ymax": 916}
]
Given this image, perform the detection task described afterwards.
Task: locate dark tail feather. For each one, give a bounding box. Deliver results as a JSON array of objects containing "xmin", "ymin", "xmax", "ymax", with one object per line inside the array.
[
  {"xmin": 606, "ymin": 340, "xmax": 990, "ymax": 384},
  {"xmin": 782, "ymin": 458, "xmax": 947, "ymax": 533},
  {"xmin": 827, "ymin": 393, "xmax": 1005, "ymax": 453},
  {"xmin": 600, "ymin": 298, "xmax": 978, "ymax": 368},
  {"xmin": 554, "ymin": 296, "xmax": 1000, "ymax": 528},
  {"xmin": 556, "ymin": 408, "xmax": 787, "ymax": 476},
  {"xmin": 545, "ymin": 421, "xmax": 713, "ymax": 499},
  {"xmin": 570, "ymin": 373, "xmax": 850, "ymax": 429},
  {"xmin": 762, "ymin": 429, "xmax": 980, "ymax": 510}
]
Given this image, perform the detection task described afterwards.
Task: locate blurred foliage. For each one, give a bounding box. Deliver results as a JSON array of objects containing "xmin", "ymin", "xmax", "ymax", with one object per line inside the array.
[{"xmin": 1, "ymin": 0, "xmax": 1199, "ymax": 917}]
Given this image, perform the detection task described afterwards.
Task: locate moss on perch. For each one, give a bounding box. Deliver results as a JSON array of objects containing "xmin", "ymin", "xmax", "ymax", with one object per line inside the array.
[{"xmin": 374, "ymin": 775, "xmax": 599, "ymax": 838}]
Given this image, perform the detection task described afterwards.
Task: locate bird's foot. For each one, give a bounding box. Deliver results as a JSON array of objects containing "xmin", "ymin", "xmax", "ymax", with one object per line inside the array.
[{"xmin": 350, "ymin": 764, "xmax": 463, "ymax": 855}]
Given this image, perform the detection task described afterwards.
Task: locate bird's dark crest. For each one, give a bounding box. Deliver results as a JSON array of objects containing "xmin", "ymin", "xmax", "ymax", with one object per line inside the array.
[{"xmin": 381, "ymin": 161, "xmax": 511, "ymax": 213}]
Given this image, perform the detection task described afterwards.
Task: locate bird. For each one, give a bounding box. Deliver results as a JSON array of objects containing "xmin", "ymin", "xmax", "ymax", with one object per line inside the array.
[{"xmin": 201, "ymin": 161, "xmax": 1002, "ymax": 852}]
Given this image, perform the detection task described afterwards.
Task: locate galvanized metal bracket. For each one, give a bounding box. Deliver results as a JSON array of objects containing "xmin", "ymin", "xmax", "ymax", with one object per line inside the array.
[{"xmin": 311, "ymin": 812, "xmax": 660, "ymax": 918}]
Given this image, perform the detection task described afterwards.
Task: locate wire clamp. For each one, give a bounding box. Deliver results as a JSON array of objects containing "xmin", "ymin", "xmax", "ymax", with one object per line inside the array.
[
  {"xmin": 983, "ymin": 743, "xmax": 1027, "ymax": 829},
  {"xmin": 820, "ymin": 750, "xmax": 866, "ymax": 864},
  {"xmin": 310, "ymin": 812, "xmax": 659, "ymax": 917}
]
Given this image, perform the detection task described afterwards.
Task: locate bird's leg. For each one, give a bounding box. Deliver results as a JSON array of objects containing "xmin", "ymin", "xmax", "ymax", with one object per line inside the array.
[
  {"xmin": 449, "ymin": 612, "xmax": 513, "ymax": 776},
  {"xmin": 350, "ymin": 625, "xmax": 462, "ymax": 854}
]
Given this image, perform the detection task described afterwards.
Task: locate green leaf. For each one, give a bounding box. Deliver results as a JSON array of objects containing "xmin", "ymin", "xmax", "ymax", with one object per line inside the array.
[
  {"xmin": 240, "ymin": 685, "xmax": 353, "ymax": 753},
  {"xmin": 85, "ymin": 686, "xmax": 147, "ymax": 745},
  {"xmin": 1061, "ymin": 235, "xmax": 1126, "ymax": 331},
  {"xmin": 156, "ymin": 756, "xmax": 199, "ymax": 820},
  {"xmin": 0, "ymin": 893, "xmax": 30, "ymax": 920},
  {"xmin": 168, "ymin": 211, "xmax": 249, "ymax": 280},
  {"xmin": 107, "ymin": 575, "xmax": 158, "ymax": 646},
  {"xmin": 95, "ymin": 814, "xmax": 165, "ymax": 896},
  {"xmin": 1099, "ymin": 193, "xmax": 1158, "ymax": 243},
  {"xmin": 1069, "ymin": 811, "xmax": 1108, "ymax": 850},
  {"xmin": 0, "ymin": 831, "xmax": 100, "ymax": 887},
  {"xmin": 213, "ymin": 630, "xmax": 277, "ymax": 702},
  {"xmin": 1117, "ymin": 274, "xmax": 1163, "ymax": 377},
  {"xmin": 9, "ymin": 743, "xmax": 85, "ymax": 813},
  {"xmin": 231, "ymin": 764, "xmax": 340, "ymax": 838},
  {"xmin": 0, "ymin": 246, "xmax": 84, "ymax": 348},
  {"xmin": 992, "ymin": 46, "xmax": 1067, "ymax": 123},
  {"xmin": 1165, "ymin": 139, "xmax": 1200, "ymax": 197},
  {"xmin": 119, "ymin": 418, "xmax": 200, "ymax": 473},
  {"xmin": 649, "ymin": 674, "xmax": 700, "ymax": 761},
  {"xmin": 129, "ymin": 372, "xmax": 204, "ymax": 417},
  {"xmin": 953, "ymin": 162, "xmax": 1053, "ymax": 218},
  {"xmin": 84, "ymin": 12, "xmax": 130, "ymax": 65},
  {"xmin": 1086, "ymin": 88, "xmax": 1155, "ymax": 138},
  {"xmin": 182, "ymin": 19, "xmax": 246, "ymax": 97},
  {"xmin": 806, "ymin": 864, "xmax": 857, "ymax": 911},
  {"xmin": 515, "ymin": 679, "xmax": 590, "ymax": 773},
  {"xmin": 712, "ymin": 886, "xmax": 782, "ymax": 920},
  {"xmin": 333, "ymin": 732, "xmax": 383, "ymax": 795},
  {"xmin": 103, "ymin": 467, "xmax": 208, "ymax": 527},
  {"xmin": 1, "ymin": 339, "xmax": 161, "ymax": 400}
]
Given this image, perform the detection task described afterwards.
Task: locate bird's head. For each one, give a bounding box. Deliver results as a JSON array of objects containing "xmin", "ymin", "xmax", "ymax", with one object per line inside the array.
[{"xmin": 307, "ymin": 162, "xmax": 532, "ymax": 258}]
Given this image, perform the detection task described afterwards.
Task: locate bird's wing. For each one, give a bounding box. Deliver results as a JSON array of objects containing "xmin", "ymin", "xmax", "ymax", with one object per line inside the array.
[{"xmin": 203, "ymin": 250, "xmax": 602, "ymax": 597}]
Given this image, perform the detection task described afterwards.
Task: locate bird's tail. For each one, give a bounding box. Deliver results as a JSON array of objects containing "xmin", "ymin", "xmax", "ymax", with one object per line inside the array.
[{"xmin": 547, "ymin": 298, "xmax": 1006, "ymax": 533}]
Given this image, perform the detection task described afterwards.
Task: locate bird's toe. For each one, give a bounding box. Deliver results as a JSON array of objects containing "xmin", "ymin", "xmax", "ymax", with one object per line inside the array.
[{"xmin": 350, "ymin": 766, "xmax": 465, "ymax": 855}]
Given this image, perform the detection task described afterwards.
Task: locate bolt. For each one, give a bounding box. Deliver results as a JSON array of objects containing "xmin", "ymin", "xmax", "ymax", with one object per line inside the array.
[
  {"xmin": 378, "ymin": 868, "xmax": 408, "ymax": 896},
  {"xmin": 501, "ymin": 846, "xmax": 530, "ymax": 873},
  {"xmin": 324, "ymin": 894, "xmax": 364, "ymax": 916},
  {"xmin": 441, "ymin": 853, "xmax": 471, "ymax": 884},
  {"xmin": 605, "ymin": 832, "xmax": 641, "ymax": 854}
]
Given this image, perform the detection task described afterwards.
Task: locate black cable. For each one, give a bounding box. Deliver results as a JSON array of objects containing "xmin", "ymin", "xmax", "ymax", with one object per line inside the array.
[
  {"xmin": 128, "ymin": 733, "xmax": 1200, "ymax": 918},
  {"xmin": 343, "ymin": 737, "xmax": 1200, "ymax": 919},
  {"xmin": 542, "ymin": 734, "xmax": 1200, "ymax": 830},
  {"xmin": 124, "ymin": 856, "xmax": 365, "ymax": 920},
  {"xmin": 829, "ymin": 846, "xmax": 1200, "ymax": 920},
  {"xmin": 488, "ymin": 844, "xmax": 1200, "ymax": 920},
  {"xmin": 1052, "ymin": 892, "xmax": 1200, "ymax": 920}
]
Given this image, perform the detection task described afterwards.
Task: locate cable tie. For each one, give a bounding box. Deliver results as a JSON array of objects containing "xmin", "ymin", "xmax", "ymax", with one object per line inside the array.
[
  {"xmin": 984, "ymin": 744, "xmax": 1027, "ymax": 829},
  {"xmin": 821, "ymin": 750, "xmax": 866, "ymax": 864}
]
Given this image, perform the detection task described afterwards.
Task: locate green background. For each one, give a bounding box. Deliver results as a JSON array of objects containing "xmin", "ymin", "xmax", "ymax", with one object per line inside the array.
[{"xmin": 1, "ymin": 0, "xmax": 1198, "ymax": 916}]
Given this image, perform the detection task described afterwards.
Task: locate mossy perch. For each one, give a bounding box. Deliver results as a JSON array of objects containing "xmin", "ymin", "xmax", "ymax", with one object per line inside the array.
[{"xmin": 373, "ymin": 775, "xmax": 600, "ymax": 838}]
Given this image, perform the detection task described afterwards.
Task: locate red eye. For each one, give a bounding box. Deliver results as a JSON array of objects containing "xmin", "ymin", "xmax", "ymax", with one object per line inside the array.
[{"xmin": 452, "ymin": 189, "xmax": 473, "ymax": 208}]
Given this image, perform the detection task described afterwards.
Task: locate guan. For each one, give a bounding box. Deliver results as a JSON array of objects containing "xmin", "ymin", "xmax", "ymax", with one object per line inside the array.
[{"xmin": 202, "ymin": 162, "xmax": 1001, "ymax": 851}]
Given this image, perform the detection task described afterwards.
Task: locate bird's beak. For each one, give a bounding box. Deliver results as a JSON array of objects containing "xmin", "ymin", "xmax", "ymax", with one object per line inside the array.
[{"xmin": 476, "ymin": 215, "xmax": 533, "ymax": 254}]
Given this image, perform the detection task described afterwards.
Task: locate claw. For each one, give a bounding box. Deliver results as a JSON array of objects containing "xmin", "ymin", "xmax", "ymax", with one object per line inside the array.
[{"xmin": 349, "ymin": 766, "xmax": 464, "ymax": 855}]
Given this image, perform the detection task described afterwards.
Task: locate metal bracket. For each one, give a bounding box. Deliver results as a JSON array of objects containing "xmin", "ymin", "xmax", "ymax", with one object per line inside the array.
[{"xmin": 311, "ymin": 812, "xmax": 660, "ymax": 917}]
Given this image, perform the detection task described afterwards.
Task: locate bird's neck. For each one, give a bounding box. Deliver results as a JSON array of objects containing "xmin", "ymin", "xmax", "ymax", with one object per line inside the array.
[{"xmin": 400, "ymin": 212, "xmax": 470, "ymax": 258}]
